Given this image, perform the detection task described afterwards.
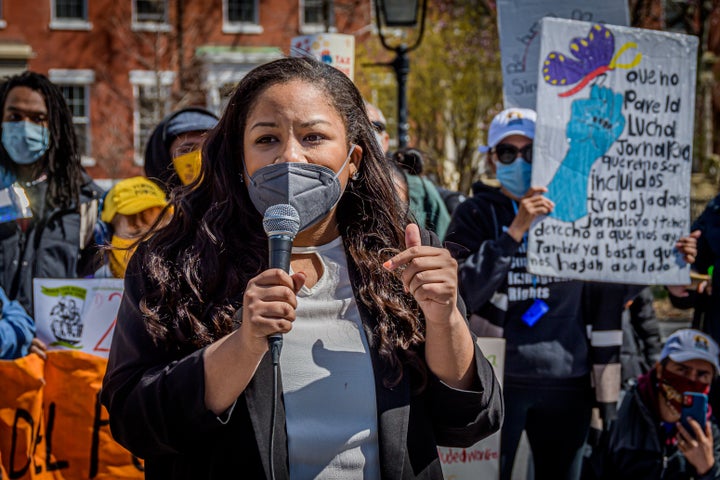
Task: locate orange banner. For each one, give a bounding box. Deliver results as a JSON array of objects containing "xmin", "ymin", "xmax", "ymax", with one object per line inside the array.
[{"xmin": 0, "ymin": 351, "xmax": 143, "ymax": 479}]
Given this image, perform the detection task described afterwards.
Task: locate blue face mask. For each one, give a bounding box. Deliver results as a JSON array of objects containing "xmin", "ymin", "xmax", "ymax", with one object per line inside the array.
[
  {"xmin": 496, "ymin": 157, "xmax": 532, "ymax": 198},
  {"xmin": 2, "ymin": 121, "xmax": 50, "ymax": 165}
]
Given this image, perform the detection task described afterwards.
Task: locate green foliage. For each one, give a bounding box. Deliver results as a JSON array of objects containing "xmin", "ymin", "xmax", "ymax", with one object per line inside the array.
[{"xmin": 355, "ymin": 1, "xmax": 504, "ymax": 193}]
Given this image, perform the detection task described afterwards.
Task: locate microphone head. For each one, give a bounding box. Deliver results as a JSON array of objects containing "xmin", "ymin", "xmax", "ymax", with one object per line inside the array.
[{"xmin": 263, "ymin": 204, "xmax": 301, "ymax": 239}]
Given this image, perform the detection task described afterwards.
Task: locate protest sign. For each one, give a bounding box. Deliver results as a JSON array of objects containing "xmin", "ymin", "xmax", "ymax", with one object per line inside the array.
[
  {"xmin": 439, "ymin": 337, "xmax": 505, "ymax": 480},
  {"xmin": 528, "ymin": 18, "xmax": 698, "ymax": 285},
  {"xmin": 497, "ymin": 0, "xmax": 628, "ymax": 109},
  {"xmin": 290, "ymin": 33, "xmax": 355, "ymax": 80},
  {"xmin": 33, "ymin": 278, "xmax": 124, "ymax": 359}
]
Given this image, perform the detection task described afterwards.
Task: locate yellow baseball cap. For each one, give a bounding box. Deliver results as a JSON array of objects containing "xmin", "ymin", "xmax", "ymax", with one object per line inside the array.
[{"xmin": 101, "ymin": 177, "xmax": 168, "ymax": 223}]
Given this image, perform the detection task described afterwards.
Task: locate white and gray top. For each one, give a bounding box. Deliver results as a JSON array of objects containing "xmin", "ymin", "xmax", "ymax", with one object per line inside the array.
[{"xmin": 281, "ymin": 236, "xmax": 381, "ymax": 480}]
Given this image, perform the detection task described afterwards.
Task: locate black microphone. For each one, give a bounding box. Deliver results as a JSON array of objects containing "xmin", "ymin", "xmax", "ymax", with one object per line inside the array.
[{"xmin": 262, "ymin": 204, "xmax": 301, "ymax": 364}]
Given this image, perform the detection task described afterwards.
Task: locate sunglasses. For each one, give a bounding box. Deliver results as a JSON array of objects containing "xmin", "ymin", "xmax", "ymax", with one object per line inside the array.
[
  {"xmin": 493, "ymin": 143, "xmax": 533, "ymax": 165},
  {"xmin": 371, "ymin": 121, "xmax": 386, "ymax": 133}
]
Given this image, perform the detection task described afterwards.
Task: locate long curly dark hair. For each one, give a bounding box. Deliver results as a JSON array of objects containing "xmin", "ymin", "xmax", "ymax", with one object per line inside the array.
[
  {"xmin": 141, "ymin": 57, "xmax": 425, "ymax": 387},
  {"xmin": 0, "ymin": 71, "xmax": 85, "ymax": 210}
]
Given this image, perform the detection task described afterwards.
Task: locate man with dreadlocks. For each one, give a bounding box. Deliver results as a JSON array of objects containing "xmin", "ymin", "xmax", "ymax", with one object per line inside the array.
[{"xmin": 0, "ymin": 71, "xmax": 103, "ymax": 318}]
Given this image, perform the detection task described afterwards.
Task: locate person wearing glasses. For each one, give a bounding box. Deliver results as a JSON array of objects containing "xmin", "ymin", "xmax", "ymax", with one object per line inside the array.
[{"xmin": 446, "ymin": 108, "xmax": 607, "ymax": 480}]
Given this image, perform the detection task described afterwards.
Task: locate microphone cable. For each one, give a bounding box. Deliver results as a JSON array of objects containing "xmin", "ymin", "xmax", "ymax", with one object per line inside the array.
[
  {"xmin": 262, "ymin": 204, "xmax": 300, "ymax": 480},
  {"xmin": 270, "ymin": 356, "xmax": 280, "ymax": 480}
]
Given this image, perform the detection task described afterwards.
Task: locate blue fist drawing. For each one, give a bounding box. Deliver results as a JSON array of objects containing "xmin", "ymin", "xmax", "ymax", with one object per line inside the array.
[{"xmin": 546, "ymin": 85, "xmax": 626, "ymax": 222}]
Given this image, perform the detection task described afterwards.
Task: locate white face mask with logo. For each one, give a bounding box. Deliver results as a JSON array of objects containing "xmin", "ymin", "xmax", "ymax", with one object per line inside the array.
[{"xmin": 244, "ymin": 145, "xmax": 355, "ymax": 231}]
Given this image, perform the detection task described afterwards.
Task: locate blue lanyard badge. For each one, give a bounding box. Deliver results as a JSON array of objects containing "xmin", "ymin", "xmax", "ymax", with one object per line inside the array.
[{"xmin": 521, "ymin": 299, "xmax": 549, "ymax": 327}]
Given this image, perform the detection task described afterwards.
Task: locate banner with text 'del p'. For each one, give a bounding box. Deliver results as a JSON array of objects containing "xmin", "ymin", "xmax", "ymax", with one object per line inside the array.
[{"xmin": 528, "ymin": 18, "xmax": 697, "ymax": 285}]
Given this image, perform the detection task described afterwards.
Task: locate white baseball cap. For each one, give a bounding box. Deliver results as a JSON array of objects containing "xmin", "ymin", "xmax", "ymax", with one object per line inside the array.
[
  {"xmin": 661, "ymin": 329, "xmax": 720, "ymax": 375},
  {"xmin": 479, "ymin": 108, "xmax": 537, "ymax": 153}
]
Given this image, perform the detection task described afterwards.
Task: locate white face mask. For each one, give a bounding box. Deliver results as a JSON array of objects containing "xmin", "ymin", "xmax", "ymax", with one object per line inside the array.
[{"xmin": 244, "ymin": 145, "xmax": 355, "ymax": 231}]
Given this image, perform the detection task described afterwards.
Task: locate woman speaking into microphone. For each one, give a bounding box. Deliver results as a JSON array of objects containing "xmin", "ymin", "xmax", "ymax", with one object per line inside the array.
[{"xmin": 100, "ymin": 57, "xmax": 502, "ymax": 480}]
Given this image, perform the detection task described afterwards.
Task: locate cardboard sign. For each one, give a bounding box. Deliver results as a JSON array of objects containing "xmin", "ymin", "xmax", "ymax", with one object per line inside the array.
[
  {"xmin": 497, "ymin": 0, "xmax": 628, "ymax": 109},
  {"xmin": 290, "ymin": 33, "xmax": 355, "ymax": 80},
  {"xmin": 528, "ymin": 19, "xmax": 698, "ymax": 284},
  {"xmin": 33, "ymin": 278, "xmax": 124, "ymax": 358},
  {"xmin": 439, "ymin": 337, "xmax": 505, "ymax": 480}
]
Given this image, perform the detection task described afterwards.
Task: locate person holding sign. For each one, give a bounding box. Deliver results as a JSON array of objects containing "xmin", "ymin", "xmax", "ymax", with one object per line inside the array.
[
  {"xmin": 593, "ymin": 329, "xmax": 720, "ymax": 480},
  {"xmin": 101, "ymin": 57, "xmax": 502, "ymax": 479},
  {"xmin": 0, "ymin": 71, "xmax": 103, "ymax": 317},
  {"xmin": 445, "ymin": 108, "xmax": 622, "ymax": 480}
]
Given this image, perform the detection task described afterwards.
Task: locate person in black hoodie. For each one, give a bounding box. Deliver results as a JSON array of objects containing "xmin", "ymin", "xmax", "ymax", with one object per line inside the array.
[
  {"xmin": 445, "ymin": 107, "xmax": 623, "ymax": 480},
  {"xmin": 144, "ymin": 107, "xmax": 218, "ymax": 194}
]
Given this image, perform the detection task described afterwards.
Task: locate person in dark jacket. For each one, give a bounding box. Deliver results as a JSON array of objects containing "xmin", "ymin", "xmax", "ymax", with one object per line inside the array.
[
  {"xmin": 101, "ymin": 57, "xmax": 502, "ymax": 479},
  {"xmin": 599, "ymin": 328, "xmax": 720, "ymax": 480},
  {"xmin": 392, "ymin": 148, "xmax": 451, "ymax": 240},
  {"xmin": 0, "ymin": 71, "xmax": 103, "ymax": 317},
  {"xmin": 668, "ymin": 194, "xmax": 719, "ymax": 346},
  {"xmin": 144, "ymin": 106, "xmax": 218, "ymax": 194},
  {"xmin": 621, "ymin": 287, "xmax": 663, "ymax": 387},
  {"xmin": 445, "ymin": 107, "xmax": 624, "ymax": 480}
]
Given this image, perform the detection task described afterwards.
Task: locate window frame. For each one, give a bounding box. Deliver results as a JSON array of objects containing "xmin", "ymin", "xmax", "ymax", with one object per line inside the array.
[
  {"xmin": 132, "ymin": 0, "xmax": 171, "ymax": 32},
  {"xmin": 129, "ymin": 70, "xmax": 175, "ymax": 165},
  {"xmin": 222, "ymin": 0, "xmax": 263, "ymax": 34},
  {"xmin": 49, "ymin": 0, "xmax": 92, "ymax": 31},
  {"xmin": 48, "ymin": 69, "xmax": 95, "ymax": 166},
  {"xmin": 299, "ymin": 0, "xmax": 334, "ymax": 34}
]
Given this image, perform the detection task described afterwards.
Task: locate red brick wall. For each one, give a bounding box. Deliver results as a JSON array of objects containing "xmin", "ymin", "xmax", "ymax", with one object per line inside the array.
[{"xmin": 0, "ymin": 0, "xmax": 372, "ymax": 181}]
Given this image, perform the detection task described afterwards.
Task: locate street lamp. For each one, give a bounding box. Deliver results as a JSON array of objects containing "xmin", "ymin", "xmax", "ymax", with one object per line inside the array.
[{"xmin": 374, "ymin": 0, "xmax": 427, "ymax": 150}]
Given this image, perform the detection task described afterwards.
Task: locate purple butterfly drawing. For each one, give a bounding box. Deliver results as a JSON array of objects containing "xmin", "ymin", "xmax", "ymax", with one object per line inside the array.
[{"xmin": 543, "ymin": 24, "xmax": 642, "ymax": 98}]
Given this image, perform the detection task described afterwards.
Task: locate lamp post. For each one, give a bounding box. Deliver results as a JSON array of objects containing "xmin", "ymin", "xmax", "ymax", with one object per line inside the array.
[{"xmin": 373, "ymin": 0, "xmax": 427, "ymax": 150}]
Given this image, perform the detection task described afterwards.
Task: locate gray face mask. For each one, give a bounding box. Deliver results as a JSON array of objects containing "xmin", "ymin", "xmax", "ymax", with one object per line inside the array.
[{"xmin": 245, "ymin": 145, "xmax": 355, "ymax": 231}]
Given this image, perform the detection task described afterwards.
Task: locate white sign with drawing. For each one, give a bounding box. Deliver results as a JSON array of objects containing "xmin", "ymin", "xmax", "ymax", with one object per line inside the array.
[
  {"xmin": 528, "ymin": 18, "xmax": 698, "ymax": 285},
  {"xmin": 33, "ymin": 278, "xmax": 124, "ymax": 358}
]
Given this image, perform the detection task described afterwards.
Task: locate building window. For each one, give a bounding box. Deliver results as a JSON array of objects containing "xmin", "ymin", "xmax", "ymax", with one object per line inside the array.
[
  {"xmin": 130, "ymin": 70, "xmax": 174, "ymax": 164},
  {"xmin": 49, "ymin": 69, "xmax": 94, "ymax": 165},
  {"xmin": 136, "ymin": 0, "xmax": 166, "ymax": 22},
  {"xmin": 223, "ymin": 0, "xmax": 262, "ymax": 34},
  {"xmin": 55, "ymin": 0, "xmax": 86, "ymax": 19},
  {"xmin": 133, "ymin": 0, "xmax": 170, "ymax": 31},
  {"xmin": 300, "ymin": 0, "xmax": 333, "ymax": 34},
  {"xmin": 59, "ymin": 85, "xmax": 90, "ymax": 157},
  {"xmin": 50, "ymin": 0, "xmax": 91, "ymax": 30},
  {"xmin": 228, "ymin": 0, "xmax": 254, "ymax": 23},
  {"xmin": 304, "ymin": 0, "xmax": 324, "ymax": 25}
]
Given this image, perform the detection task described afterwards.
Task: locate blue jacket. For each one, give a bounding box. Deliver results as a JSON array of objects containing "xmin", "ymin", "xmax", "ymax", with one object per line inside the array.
[{"xmin": 0, "ymin": 285, "xmax": 34, "ymax": 359}]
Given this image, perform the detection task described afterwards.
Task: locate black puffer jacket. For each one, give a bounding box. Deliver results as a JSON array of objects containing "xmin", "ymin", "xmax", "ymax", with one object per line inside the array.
[
  {"xmin": 0, "ymin": 172, "xmax": 103, "ymax": 315},
  {"xmin": 601, "ymin": 379, "xmax": 720, "ymax": 480}
]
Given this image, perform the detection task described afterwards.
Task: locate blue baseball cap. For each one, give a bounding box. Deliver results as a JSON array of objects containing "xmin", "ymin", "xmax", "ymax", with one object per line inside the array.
[
  {"xmin": 479, "ymin": 108, "xmax": 536, "ymax": 153},
  {"xmin": 661, "ymin": 329, "xmax": 720, "ymax": 375}
]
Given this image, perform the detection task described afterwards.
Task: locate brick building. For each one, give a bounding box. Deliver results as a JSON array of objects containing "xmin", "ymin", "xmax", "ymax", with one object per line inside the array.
[{"xmin": 0, "ymin": 0, "xmax": 372, "ymax": 184}]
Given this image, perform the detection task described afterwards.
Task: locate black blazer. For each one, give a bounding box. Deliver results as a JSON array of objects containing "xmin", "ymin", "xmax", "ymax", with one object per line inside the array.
[{"xmin": 100, "ymin": 231, "xmax": 503, "ymax": 479}]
